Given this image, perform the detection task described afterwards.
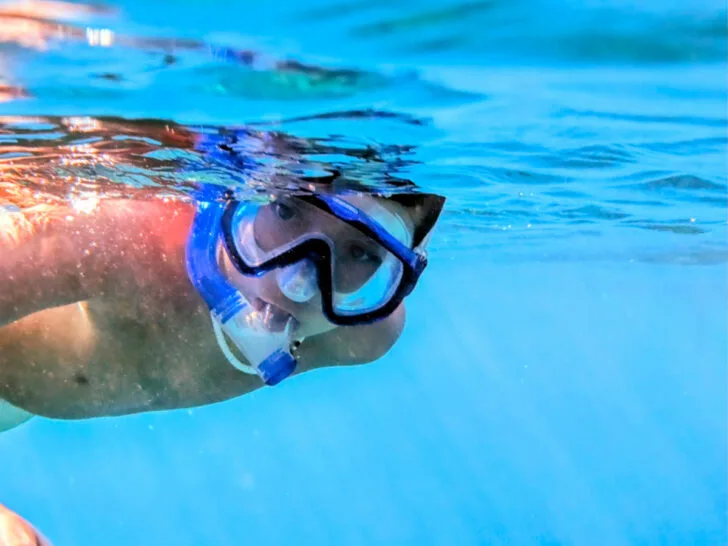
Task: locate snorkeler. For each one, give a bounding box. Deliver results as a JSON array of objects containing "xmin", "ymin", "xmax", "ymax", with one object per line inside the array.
[{"xmin": 0, "ymin": 120, "xmax": 445, "ymax": 431}]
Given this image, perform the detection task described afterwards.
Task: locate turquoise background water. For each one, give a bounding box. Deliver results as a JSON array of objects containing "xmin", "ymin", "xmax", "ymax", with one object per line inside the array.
[{"xmin": 0, "ymin": 0, "xmax": 726, "ymax": 544}]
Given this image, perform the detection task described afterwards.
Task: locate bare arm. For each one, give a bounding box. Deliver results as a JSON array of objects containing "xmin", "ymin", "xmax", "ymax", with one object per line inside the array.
[
  {"xmin": 1, "ymin": 207, "xmax": 99, "ymax": 327},
  {"xmin": 0, "ymin": 199, "xmax": 194, "ymax": 328}
]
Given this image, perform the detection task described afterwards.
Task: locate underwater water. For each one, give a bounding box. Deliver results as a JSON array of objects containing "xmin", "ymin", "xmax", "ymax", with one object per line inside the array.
[{"xmin": 0, "ymin": 0, "xmax": 726, "ymax": 544}]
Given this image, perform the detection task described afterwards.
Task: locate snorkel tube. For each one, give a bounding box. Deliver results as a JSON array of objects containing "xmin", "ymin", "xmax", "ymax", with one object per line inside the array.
[{"xmin": 185, "ymin": 188, "xmax": 297, "ymax": 386}]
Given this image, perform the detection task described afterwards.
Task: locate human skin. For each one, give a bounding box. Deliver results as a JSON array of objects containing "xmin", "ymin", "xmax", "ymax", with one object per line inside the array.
[
  {"xmin": 0, "ymin": 196, "xmax": 407, "ymax": 420},
  {"xmin": 0, "ymin": 503, "xmax": 51, "ymax": 546}
]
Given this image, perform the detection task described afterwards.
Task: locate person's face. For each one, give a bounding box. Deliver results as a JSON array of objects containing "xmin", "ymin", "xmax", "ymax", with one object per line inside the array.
[{"xmin": 222, "ymin": 194, "xmax": 414, "ymax": 340}]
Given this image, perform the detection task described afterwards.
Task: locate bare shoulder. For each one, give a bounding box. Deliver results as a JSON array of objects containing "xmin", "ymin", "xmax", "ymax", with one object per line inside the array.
[{"xmin": 0, "ymin": 197, "xmax": 195, "ymax": 328}]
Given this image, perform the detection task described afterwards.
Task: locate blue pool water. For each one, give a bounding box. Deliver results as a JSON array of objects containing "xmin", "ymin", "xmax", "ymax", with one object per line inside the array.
[{"xmin": 0, "ymin": 0, "xmax": 726, "ymax": 544}]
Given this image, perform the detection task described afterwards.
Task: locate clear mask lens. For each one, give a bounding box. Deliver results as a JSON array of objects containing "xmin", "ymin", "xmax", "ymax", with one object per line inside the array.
[
  {"xmin": 231, "ymin": 195, "xmax": 412, "ymax": 316},
  {"xmin": 276, "ymin": 259, "xmax": 319, "ymax": 303}
]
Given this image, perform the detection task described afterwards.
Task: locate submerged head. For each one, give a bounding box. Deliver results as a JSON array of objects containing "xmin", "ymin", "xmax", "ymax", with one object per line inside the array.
[
  {"xmin": 186, "ymin": 125, "xmax": 446, "ymax": 384},
  {"xmin": 219, "ymin": 189, "xmax": 445, "ymax": 341}
]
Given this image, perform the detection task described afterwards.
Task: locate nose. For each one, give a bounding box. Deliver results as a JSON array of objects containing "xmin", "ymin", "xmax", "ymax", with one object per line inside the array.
[{"xmin": 276, "ymin": 259, "xmax": 319, "ymax": 303}]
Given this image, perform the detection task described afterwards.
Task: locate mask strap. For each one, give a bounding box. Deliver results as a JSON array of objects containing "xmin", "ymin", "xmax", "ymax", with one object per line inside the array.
[{"xmin": 209, "ymin": 311, "xmax": 257, "ymax": 375}]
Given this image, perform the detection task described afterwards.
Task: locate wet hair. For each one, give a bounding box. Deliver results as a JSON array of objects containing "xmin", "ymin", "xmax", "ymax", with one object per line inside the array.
[{"xmin": 185, "ymin": 123, "xmax": 447, "ymax": 247}]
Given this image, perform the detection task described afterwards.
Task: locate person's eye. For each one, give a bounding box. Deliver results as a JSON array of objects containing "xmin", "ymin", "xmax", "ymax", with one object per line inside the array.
[
  {"xmin": 349, "ymin": 243, "xmax": 382, "ymax": 265},
  {"xmin": 274, "ymin": 201, "xmax": 296, "ymax": 221}
]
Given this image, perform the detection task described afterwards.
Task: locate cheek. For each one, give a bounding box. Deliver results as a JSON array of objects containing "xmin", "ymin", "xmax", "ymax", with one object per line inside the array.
[
  {"xmin": 256, "ymin": 273, "xmax": 284, "ymax": 300},
  {"xmin": 279, "ymin": 292, "xmax": 335, "ymax": 336},
  {"xmin": 297, "ymin": 315, "xmax": 337, "ymax": 339},
  {"xmin": 233, "ymin": 270, "xmax": 280, "ymax": 302},
  {"xmin": 222, "ymin": 262, "xmax": 267, "ymax": 302}
]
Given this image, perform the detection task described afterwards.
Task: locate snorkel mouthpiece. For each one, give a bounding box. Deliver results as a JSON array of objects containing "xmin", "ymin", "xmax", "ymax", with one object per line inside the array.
[{"xmin": 213, "ymin": 299, "xmax": 297, "ymax": 386}]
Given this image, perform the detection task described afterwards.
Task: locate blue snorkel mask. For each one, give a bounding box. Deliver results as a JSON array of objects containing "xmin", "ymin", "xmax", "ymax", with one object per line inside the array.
[{"xmin": 185, "ymin": 184, "xmax": 434, "ymax": 386}]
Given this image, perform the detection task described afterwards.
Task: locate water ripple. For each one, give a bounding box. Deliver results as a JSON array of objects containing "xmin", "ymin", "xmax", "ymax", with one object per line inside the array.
[
  {"xmin": 0, "ymin": 1, "xmax": 725, "ymax": 264},
  {"xmin": 557, "ymin": 108, "xmax": 728, "ymax": 129}
]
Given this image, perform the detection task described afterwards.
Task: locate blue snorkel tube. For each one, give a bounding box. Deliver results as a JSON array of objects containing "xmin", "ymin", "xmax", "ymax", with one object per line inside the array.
[{"xmin": 185, "ymin": 187, "xmax": 298, "ymax": 386}]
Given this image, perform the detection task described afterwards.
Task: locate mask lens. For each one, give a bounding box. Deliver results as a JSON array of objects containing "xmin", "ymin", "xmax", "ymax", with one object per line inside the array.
[
  {"xmin": 231, "ymin": 197, "xmax": 314, "ymax": 266},
  {"xmin": 230, "ymin": 195, "xmax": 412, "ymax": 316},
  {"xmin": 331, "ymin": 242, "xmax": 403, "ymax": 315}
]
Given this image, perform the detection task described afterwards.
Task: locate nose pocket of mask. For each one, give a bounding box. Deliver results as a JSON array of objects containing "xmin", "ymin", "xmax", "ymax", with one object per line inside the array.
[{"xmin": 276, "ymin": 259, "xmax": 319, "ymax": 303}]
